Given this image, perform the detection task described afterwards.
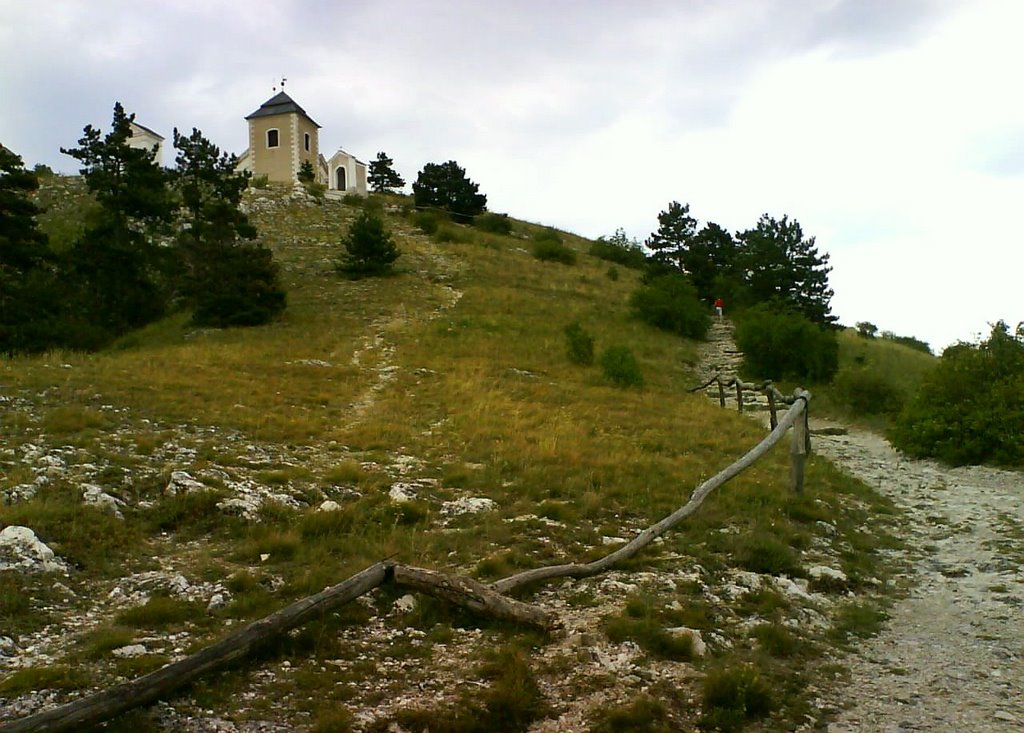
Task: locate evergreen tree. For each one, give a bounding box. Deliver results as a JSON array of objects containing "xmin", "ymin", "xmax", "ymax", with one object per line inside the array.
[
  {"xmin": 171, "ymin": 127, "xmax": 285, "ymax": 327},
  {"xmin": 412, "ymin": 160, "xmax": 487, "ymax": 222},
  {"xmin": 61, "ymin": 102, "xmax": 176, "ymax": 336},
  {"xmin": 0, "ymin": 145, "xmax": 59, "ymax": 353},
  {"xmin": 646, "ymin": 201, "xmax": 697, "ymax": 270},
  {"xmin": 684, "ymin": 221, "xmax": 739, "ymax": 303},
  {"xmin": 735, "ymin": 214, "xmax": 835, "ymax": 325},
  {"xmin": 297, "ymin": 159, "xmax": 316, "ymax": 184},
  {"xmin": 338, "ymin": 209, "xmax": 400, "ymax": 277},
  {"xmin": 368, "ymin": 152, "xmax": 405, "ymax": 193}
]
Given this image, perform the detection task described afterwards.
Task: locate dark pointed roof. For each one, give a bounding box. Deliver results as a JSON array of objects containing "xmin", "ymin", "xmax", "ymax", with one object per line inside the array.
[{"xmin": 245, "ymin": 91, "xmax": 321, "ymax": 128}]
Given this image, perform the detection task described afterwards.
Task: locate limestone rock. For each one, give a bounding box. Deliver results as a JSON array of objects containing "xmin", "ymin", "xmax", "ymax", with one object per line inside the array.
[
  {"xmin": 165, "ymin": 470, "xmax": 208, "ymax": 496},
  {"xmin": 441, "ymin": 496, "xmax": 497, "ymax": 516},
  {"xmin": 82, "ymin": 483, "xmax": 126, "ymax": 518},
  {"xmin": 0, "ymin": 526, "xmax": 68, "ymax": 573}
]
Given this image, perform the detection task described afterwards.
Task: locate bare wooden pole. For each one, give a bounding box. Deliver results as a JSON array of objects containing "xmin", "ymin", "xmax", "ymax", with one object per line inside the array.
[
  {"xmin": 735, "ymin": 381, "xmax": 744, "ymax": 412},
  {"xmin": 717, "ymin": 378, "xmax": 726, "ymax": 408},
  {"xmin": 790, "ymin": 391, "xmax": 809, "ymax": 494},
  {"xmin": 766, "ymin": 382, "xmax": 778, "ymax": 430},
  {"xmin": 493, "ymin": 390, "xmax": 811, "ymax": 594}
]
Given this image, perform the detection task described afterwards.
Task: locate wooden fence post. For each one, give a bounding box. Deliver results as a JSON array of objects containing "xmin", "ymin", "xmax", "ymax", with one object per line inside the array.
[
  {"xmin": 766, "ymin": 382, "xmax": 777, "ymax": 430},
  {"xmin": 735, "ymin": 381, "xmax": 744, "ymax": 413},
  {"xmin": 717, "ymin": 378, "xmax": 726, "ymax": 408},
  {"xmin": 790, "ymin": 394, "xmax": 808, "ymax": 494}
]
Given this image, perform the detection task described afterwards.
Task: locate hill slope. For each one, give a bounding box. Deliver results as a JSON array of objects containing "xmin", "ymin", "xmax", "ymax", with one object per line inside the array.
[{"xmin": 1, "ymin": 184, "xmax": 902, "ymax": 732}]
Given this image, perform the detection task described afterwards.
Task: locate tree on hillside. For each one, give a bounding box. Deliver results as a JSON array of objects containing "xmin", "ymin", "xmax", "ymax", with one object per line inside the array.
[
  {"xmin": 61, "ymin": 102, "xmax": 176, "ymax": 337},
  {"xmin": 413, "ymin": 160, "xmax": 487, "ymax": 222},
  {"xmin": 890, "ymin": 321, "xmax": 1024, "ymax": 466},
  {"xmin": 685, "ymin": 221, "xmax": 739, "ymax": 303},
  {"xmin": 0, "ymin": 145, "xmax": 60, "ymax": 353},
  {"xmin": 735, "ymin": 214, "xmax": 835, "ymax": 325},
  {"xmin": 171, "ymin": 127, "xmax": 286, "ymax": 327},
  {"xmin": 337, "ymin": 209, "xmax": 400, "ymax": 277},
  {"xmin": 646, "ymin": 201, "xmax": 697, "ymax": 270},
  {"xmin": 368, "ymin": 152, "xmax": 405, "ymax": 193}
]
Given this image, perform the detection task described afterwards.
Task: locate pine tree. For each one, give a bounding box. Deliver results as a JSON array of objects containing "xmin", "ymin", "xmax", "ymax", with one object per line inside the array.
[
  {"xmin": 61, "ymin": 102, "xmax": 175, "ymax": 336},
  {"xmin": 735, "ymin": 214, "xmax": 835, "ymax": 324},
  {"xmin": 646, "ymin": 201, "xmax": 697, "ymax": 270},
  {"xmin": 0, "ymin": 145, "xmax": 59, "ymax": 353},
  {"xmin": 368, "ymin": 152, "xmax": 405, "ymax": 193},
  {"xmin": 412, "ymin": 161, "xmax": 487, "ymax": 222},
  {"xmin": 338, "ymin": 209, "xmax": 400, "ymax": 277},
  {"xmin": 171, "ymin": 127, "xmax": 286, "ymax": 327}
]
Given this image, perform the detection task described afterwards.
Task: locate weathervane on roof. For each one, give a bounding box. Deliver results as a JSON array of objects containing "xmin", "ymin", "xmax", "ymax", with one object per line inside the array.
[{"xmin": 281, "ymin": 77, "xmax": 287, "ymax": 90}]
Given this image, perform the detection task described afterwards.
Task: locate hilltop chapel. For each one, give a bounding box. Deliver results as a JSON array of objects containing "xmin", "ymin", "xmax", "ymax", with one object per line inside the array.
[{"xmin": 234, "ymin": 90, "xmax": 368, "ymax": 195}]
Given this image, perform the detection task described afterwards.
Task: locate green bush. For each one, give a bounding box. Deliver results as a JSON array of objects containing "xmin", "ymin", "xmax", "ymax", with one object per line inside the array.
[
  {"xmin": 589, "ymin": 239, "xmax": 647, "ymax": 270},
  {"xmin": 531, "ymin": 229, "xmax": 576, "ymax": 264},
  {"xmin": 600, "ymin": 345, "xmax": 644, "ymax": 387},
  {"xmin": 629, "ymin": 273, "xmax": 710, "ymax": 340},
  {"xmin": 889, "ymin": 321, "xmax": 1024, "ymax": 466},
  {"xmin": 564, "ymin": 322, "xmax": 595, "ymax": 366},
  {"xmin": 474, "ymin": 212, "xmax": 513, "ymax": 236},
  {"xmin": 735, "ymin": 304, "xmax": 838, "ymax": 381},
  {"xmin": 833, "ymin": 370, "xmax": 906, "ymax": 416},
  {"xmin": 192, "ymin": 243, "xmax": 287, "ymax": 327},
  {"xmin": 606, "ymin": 266, "xmax": 619, "ymax": 281},
  {"xmin": 413, "ymin": 210, "xmax": 446, "ymax": 235},
  {"xmin": 700, "ymin": 664, "xmax": 775, "ymax": 732},
  {"xmin": 432, "ymin": 224, "xmax": 473, "ymax": 244},
  {"xmin": 734, "ymin": 532, "xmax": 802, "ymax": 576},
  {"xmin": 251, "ymin": 174, "xmax": 269, "ymax": 189},
  {"xmin": 337, "ymin": 209, "xmax": 400, "ymax": 277}
]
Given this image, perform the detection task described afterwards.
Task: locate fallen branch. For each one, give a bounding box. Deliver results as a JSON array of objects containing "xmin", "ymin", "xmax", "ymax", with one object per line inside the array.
[
  {"xmin": 493, "ymin": 390, "xmax": 810, "ymax": 594},
  {"xmin": 0, "ymin": 562, "xmax": 552, "ymax": 733}
]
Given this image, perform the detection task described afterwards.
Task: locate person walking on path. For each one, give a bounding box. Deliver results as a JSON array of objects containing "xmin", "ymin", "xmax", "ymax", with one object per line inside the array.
[{"xmin": 714, "ymin": 297, "xmax": 724, "ymax": 319}]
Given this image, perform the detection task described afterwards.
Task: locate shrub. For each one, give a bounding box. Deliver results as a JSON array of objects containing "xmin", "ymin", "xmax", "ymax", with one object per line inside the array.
[
  {"xmin": 251, "ymin": 174, "xmax": 269, "ymax": 189},
  {"xmin": 700, "ymin": 664, "xmax": 775, "ymax": 732},
  {"xmin": 591, "ymin": 695, "xmax": 673, "ymax": 733},
  {"xmin": 889, "ymin": 321, "xmax": 1024, "ymax": 466},
  {"xmin": 606, "ymin": 266, "xmax": 619, "ymax": 281},
  {"xmin": 474, "ymin": 212, "xmax": 513, "ymax": 236},
  {"xmin": 413, "ymin": 210, "xmax": 446, "ymax": 235},
  {"xmin": 734, "ymin": 532, "xmax": 802, "ymax": 576},
  {"xmin": 589, "ymin": 229, "xmax": 647, "ymax": 269},
  {"xmin": 304, "ymin": 181, "xmax": 327, "ymax": 203},
  {"xmin": 337, "ymin": 209, "xmax": 400, "ymax": 277},
  {"xmin": 735, "ymin": 304, "xmax": 839, "ymax": 381},
  {"xmin": 601, "ymin": 345, "xmax": 643, "ymax": 387},
  {"xmin": 432, "ymin": 224, "xmax": 473, "ymax": 244},
  {"xmin": 564, "ymin": 322, "xmax": 594, "ymax": 366},
  {"xmin": 881, "ymin": 330, "xmax": 932, "ymax": 354},
  {"xmin": 531, "ymin": 229, "xmax": 576, "ymax": 264},
  {"xmin": 630, "ymin": 273, "xmax": 710, "ymax": 340},
  {"xmin": 855, "ymin": 321, "xmax": 878, "ymax": 338},
  {"xmin": 833, "ymin": 370, "xmax": 906, "ymax": 416},
  {"xmin": 297, "ymin": 160, "xmax": 316, "ymax": 184}
]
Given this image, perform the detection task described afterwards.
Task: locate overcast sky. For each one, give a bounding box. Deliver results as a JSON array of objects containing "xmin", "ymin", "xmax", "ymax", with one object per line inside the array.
[{"xmin": 2, "ymin": 0, "xmax": 1021, "ymax": 351}]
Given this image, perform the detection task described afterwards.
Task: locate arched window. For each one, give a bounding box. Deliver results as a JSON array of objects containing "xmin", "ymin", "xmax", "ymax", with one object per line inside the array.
[
  {"xmin": 266, "ymin": 129, "xmax": 279, "ymax": 148},
  {"xmin": 336, "ymin": 166, "xmax": 347, "ymax": 191}
]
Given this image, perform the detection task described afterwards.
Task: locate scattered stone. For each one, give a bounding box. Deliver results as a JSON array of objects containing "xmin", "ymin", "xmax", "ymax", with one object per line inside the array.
[
  {"xmin": 667, "ymin": 627, "xmax": 707, "ymax": 657},
  {"xmin": 112, "ymin": 644, "xmax": 148, "ymax": 659},
  {"xmin": 393, "ymin": 594, "xmax": 417, "ymax": 613},
  {"xmin": 388, "ymin": 483, "xmax": 418, "ymax": 503},
  {"xmin": 81, "ymin": 483, "xmax": 125, "ymax": 518},
  {"xmin": 808, "ymin": 565, "xmax": 848, "ymax": 583},
  {"xmin": 165, "ymin": 471, "xmax": 208, "ymax": 496},
  {"xmin": 441, "ymin": 496, "xmax": 497, "ymax": 516},
  {"xmin": 0, "ymin": 526, "xmax": 67, "ymax": 573},
  {"xmin": 207, "ymin": 593, "xmax": 227, "ymax": 612},
  {"xmin": 317, "ymin": 500, "xmax": 342, "ymax": 512}
]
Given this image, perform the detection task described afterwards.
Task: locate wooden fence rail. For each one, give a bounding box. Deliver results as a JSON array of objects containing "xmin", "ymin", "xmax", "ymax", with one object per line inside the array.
[{"xmin": 1, "ymin": 391, "xmax": 811, "ymax": 733}]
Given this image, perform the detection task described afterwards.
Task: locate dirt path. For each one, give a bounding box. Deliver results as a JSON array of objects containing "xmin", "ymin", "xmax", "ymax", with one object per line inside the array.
[{"xmin": 703, "ymin": 320, "xmax": 1024, "ymax": 731}]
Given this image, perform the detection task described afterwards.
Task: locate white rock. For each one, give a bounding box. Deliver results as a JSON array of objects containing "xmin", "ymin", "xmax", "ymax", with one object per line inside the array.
[
  {"xmin": 217, "ymin": 497, "xmax": 260, "ymax": 518},
  {"xmin": 667, "ymin": 627, "xmax": 707, "ymax": 657},
  {"xmin": 774, "ymin": 575, "xmax": 811, "ymax": 599},
  {"xmin": 601, "ymin": 536, "xmax": 627, "ymax": 545},
  {"xmin": 165, "ymin": 471, "xmax": 207, "ymax": 496},
  {"xmin": 393, "ymin": 594, "xmax": 417, "ymax": 613},
  {"xmin": 441, "ymin": 496, "xmax": 497, "ymax": 515},
  {"xmin": 317, "ymin": 500, "xmax": 342, "ymax": 512},
  {"xmin": 207, "ymin": 593, "xmax": 227, "ymax": 612},
  {"xmin": 82, "ymin": 483, "xmax": 125, "ymax": 518},
  {"xmin": 112, "ymin": 644, "xmax": 148, "ymax": 659},
  {"xmin": 808, "ymin": 565, "xmax": 848, "ymax": 583},
  {"xmin": 388, "ymin": 483, "xmax": 418, "ymax": 503},
  {"xmin": 0, "ymin": 526, "xmax": 67, "ymax": 573}
]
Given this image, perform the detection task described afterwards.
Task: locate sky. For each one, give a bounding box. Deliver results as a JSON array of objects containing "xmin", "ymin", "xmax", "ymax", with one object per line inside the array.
[{"xmin": 2, "ymin": 0, "xmax": 1021, "ymax": 352}]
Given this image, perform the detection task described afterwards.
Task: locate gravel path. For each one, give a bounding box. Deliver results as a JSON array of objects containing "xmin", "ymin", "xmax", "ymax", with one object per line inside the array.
[
  {"xmin": 814, "ymin": 429, "xmax": 1023, "ymax": 732},
  {"xmin": 701, "ymin": 319, "xmax": 1024, "ymax": 731}
]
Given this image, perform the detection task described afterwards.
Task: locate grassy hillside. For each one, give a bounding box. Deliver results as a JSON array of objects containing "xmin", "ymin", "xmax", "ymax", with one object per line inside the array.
[{"xmin": 0, "ymin": 183, "xmax": 903, "ymax": 732}]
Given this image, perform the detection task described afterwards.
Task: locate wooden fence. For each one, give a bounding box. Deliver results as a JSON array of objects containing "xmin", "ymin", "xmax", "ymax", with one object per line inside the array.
[{"xmin": 1, "ymin": 391, "xmax": 812, "ymax": 733}]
